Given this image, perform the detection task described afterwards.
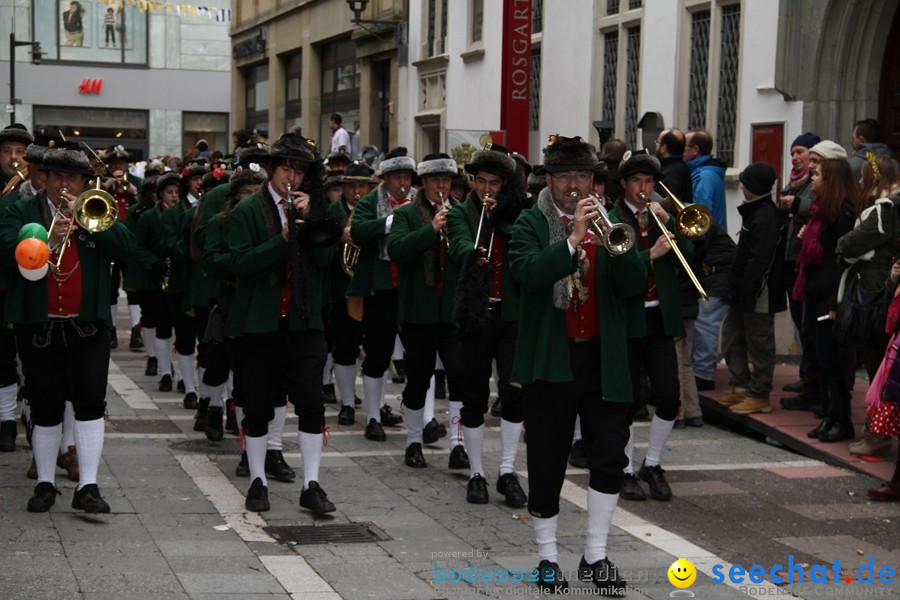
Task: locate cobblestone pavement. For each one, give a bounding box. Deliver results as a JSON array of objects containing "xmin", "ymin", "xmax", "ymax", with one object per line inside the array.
[{"xmin": 0, "ymin": 310, "xmax": 897, "ymax": 599}]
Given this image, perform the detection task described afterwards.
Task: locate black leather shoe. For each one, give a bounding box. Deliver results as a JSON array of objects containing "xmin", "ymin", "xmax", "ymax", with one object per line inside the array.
[
  {"xmin": 245, "ymin": 478, "xmax": 269, "ymax": 512},
  {"xmin": 807, "ymin": 418, "xmax": 833, "ymax": 439},
  {"xmin": 365, "ymin": 419, "xmax": 386, "ymax": 442},
  {"xmin": 673, "ymin": 419, "xmax": 686, "ymax": 429},
  {"xmin": 684, "ymin": 416, "xmax": 704, "ymax": 427},
  {"xmin": 578, "ymin": 555, "xmax": 627, "ymax": 595},
  {"xmin": 299, "ymin": 481, "xmax": 336, "ymax": 514},
  {"xmin": 490, "ymin": 397, "xmax": 502, "ymax": 417},
  {"xmin": 496, "ymin": 472, "xmax": 527, "ymax": 508},
  {"xmin": 818, "ymin": 420, "xmax": 854, "ymax": 443},
  {"xmin": 177, "ymin": 379, "xmax": 186, "ymax": 393},
  {"xmin": 568, "ymin": 439, "xmax": 588, "ymax": 468},
  {"xmin": 27, "ymin": 482, "xmax": 60, "ymax": 512},
  {"xmin": 638, "ymin": 461, "xmax": 673, "ymax": 501},
  {"xmin": 183, "ymin": 392, "xmax": 198, "ymax": 410},
  {"xmin": 129, "ymin": 325, "xmax": 144, "ymax": 351},
  {"xmin": 144, "ymin": 356, "xmax": 158, "ymax": 377},
  {"xmin": 0, "ymin": 420, "xmax": 17, "ymax": 452},
  {"xmin": 782, "ymin": 379, "xmax": 804, "ymax": 393},
  {"xmin": 158, "ymin": 374, "xmax": 173, "ymax": 392},
  {"xmin": 404, "ymin": 442, "xmax": 427, "ymax": 468},
  {"xmin": 380, "ymin": 405, "xmax": 403, "ymax": 426},
  {"xmin": 423, "ymin": 418, "xmax": 442, "ymax": 444},
  {"xmin": 235, "ymin": 451, "xmax": 250, "ymax": 477},
  {"xmin": 109, "ymin": 328, "xmax": 118, "ymax": 349},
  {"xmin": 534, "ymin": 560, "xmax": 568, "ymax": 593},
  {"xmin": 354, "ymin": 395, "xmax": 362, "ymax": 407},
  {"xmin": 620, "ymin": 473, "xmax": 647, "ymax": 501},
  {"xmin": 466, "ymin": 474, "xmax": 489, "ymax": 504},
  {"xmin": 72, "ymin": 484, "xmax": 111, "ymax": 513},
  {"xmin": 193, "ymin": 398, "xmax": 210, "ymax": 432},
  {"xmin": 224, "ymin": 399, "xmax": 238, "ymax": 435},
  {"xmin": 448, "ymin": 445, "xmax": 470, "ymax": 470},
  {"xmin": 695, "ymin": 376, "xmax": 715, "ymax": 391},
  {"xmin": 264, "ymin": 450, "xmax": 296, "ymax": 482},
  {"xmin": 338, "ymin": 405, "xmax": 355, "ymax": 425},
  {"xmin": 321, "ymin": 383, "xmax": 336, "ymax": 404},
  {"xmin": 206, "ymin": 407, "xmax": 224, "ymax": 442},
  {"xmin": 391, "ymin": 359, "xmax": 406, "ymax": 384}
]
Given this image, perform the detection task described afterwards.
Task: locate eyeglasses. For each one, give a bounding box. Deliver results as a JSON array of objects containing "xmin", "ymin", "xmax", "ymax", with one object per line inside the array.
[{"xmin": 551, "ymin": 173, "xmax": 592, "ymax": 185}]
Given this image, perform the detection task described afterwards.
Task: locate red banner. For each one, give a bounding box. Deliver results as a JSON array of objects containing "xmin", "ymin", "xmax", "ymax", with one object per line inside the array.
[{"xmin": 500, "ymin": 0, "xmax": 532, "ymax": 158}]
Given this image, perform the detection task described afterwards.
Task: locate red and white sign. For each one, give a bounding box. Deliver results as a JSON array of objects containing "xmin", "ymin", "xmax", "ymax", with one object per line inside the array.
[
  {"xmin": 78, "ymin": 79, "xmax": 103, "ymax": 95},
  {"xmin": 500, "ymin": 0, "xmax": 532, "ymax": 158}
]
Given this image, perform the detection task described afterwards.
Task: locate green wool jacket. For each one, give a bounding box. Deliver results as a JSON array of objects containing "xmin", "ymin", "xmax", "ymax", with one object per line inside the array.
[
  {"xmin": 387, "ymin": 193, "xmax": 460, "ymax": 325},
  {"xmin": 122, "ymin": 202, "xmax": 156, "ymax": 292},
  {"xmin": 201, "ymin": 214, "xmax": 236, "ymax": 318},
  {"xmin": 0, "ymin": 192, "xmax": 139, "ymax": 326},
  {"xmin": 608, "ymin": 200, "xmax": 693, "ymax": 339},
  {"xmin": 508, "ymin": 204, "xmax": 646, "ymax": 398},
  {"xmin": 0, "ymin": 188, "xmax": 28, "ymax": 287},
  {"xmin": 447, "ymin": 197, "xmax": 520, "ymax": 322},
  {"xmin": 180, "ymin": 204, "xmax": 217, "ymax": 307},
  {"xmin": 194, "ymin": 183, "xmax": 230, "ymax": 251},
  {"xmin": 322, "ymin": 200, "xmax": 352, "ymax": 306},
  {"xmin": 160, "ymin": 200, "xmax": 192, "ymax": 296},
  {"xmin": 348, "ymin": 185, "xmax": 395, "ymax": 296},
  {"xmin": 226, "ymin": 191, "xmax": 333, "ymax": 336}
]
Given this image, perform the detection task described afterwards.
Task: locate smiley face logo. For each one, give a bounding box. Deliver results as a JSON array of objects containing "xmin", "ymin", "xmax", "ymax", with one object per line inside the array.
[{"xmin": 668, "ymin": 558, "xmax": 697, "ymax": 588}]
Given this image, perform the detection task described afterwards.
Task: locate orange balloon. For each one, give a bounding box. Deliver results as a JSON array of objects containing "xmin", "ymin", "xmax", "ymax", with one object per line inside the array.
[{"xmin": 15, "ymin": 238, "xmax": 50, "ymax": 270}]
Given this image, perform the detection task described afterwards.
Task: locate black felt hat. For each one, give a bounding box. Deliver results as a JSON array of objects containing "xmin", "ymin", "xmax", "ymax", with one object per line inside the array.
[
  {"xmin": 271, "ymin": 133, "xmax": 319, "ymax": 164},
  {"xmin": 464, "ymin": 144, "xmax": 517, "ymax": 180},
  {"xmin": 0, "ymin": 123, "xmax": 33, "ymax": 147},
  {"xmin": 542, "ymin": 135, "xmax": 598, "ymax": 173},
  {"xmin": 41, "ymin": 141, "xmax": 91, "ymax": 175},
  {"xmin": 340, "ymin": 161, "xmax": 377, "ymax": 184},
  {"xmin": 617, "ymin": 151, "xmax": 663, "ymax": 181}
]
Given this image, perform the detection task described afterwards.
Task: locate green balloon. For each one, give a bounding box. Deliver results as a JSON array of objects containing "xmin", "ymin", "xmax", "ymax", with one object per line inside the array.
[{"xmin": 18, "ymin": 223, "xmax": 49, "ymax": 243}]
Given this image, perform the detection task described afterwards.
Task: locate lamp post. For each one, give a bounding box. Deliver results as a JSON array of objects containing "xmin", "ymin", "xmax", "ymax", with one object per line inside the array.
[
  {"xmin": 345, "ymin": 0, "xmax": 407, "ymax": 43},
  {"xmin": 9, "ymin": 34, "xmax": 43, "ymax": 124}
]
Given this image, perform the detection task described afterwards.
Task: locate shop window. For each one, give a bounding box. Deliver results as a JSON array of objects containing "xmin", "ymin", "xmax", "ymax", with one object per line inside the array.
[
  {"xmin": 183, "ymin": 112, "xmax": 228, "ymax": 158},
  {"xmin": 35, "ymin": 105, "xmax": 148, "ymax": 160},
  {"xmin": 285, "ymin": 51, "xmax": 302, "ymax": 124},
  {"xmin": 244, "ymin": 63, "xmax": 269, "ymax": 132}
]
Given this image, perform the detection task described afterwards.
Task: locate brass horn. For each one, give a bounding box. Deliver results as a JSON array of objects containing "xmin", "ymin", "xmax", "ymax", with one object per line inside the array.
[
  {"xmin": 49, "ymin": 145, "xmax": 118, "ymax": 272},
  {"xmin": 341, "ymin": 205, "xmax": 360, "ymax": 278},
  {"xmin": 1, "ymin": 161, "xmax": 28, "ymax": 196},
  {"xmin": 658, "ymin": 181, "xmax": 712, "ymax": 240},
  {"xmin": 568, "ymin": 192, "xmax": 636, "ymax": 256}
]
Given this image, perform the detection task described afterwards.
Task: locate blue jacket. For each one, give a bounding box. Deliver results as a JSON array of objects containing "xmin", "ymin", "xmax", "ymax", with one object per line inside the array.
[{"xmin": 686, "ymin": 154, "xmax": 727, "ymax": 231}]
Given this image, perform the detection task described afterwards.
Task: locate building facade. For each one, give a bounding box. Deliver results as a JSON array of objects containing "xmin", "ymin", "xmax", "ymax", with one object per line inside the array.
[
  {"xmin": 230, "ymin": 0, "xmax": 406, "ymax": 156},
  {"xmin": 0, "ymin": 0, "xmax": 232, "ymax": 159}
]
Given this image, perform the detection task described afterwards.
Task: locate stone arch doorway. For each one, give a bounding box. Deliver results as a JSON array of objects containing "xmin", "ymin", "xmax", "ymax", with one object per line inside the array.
[{"xmin": 880, "ymin": 7, "xmax": 900, "ymax": 159}]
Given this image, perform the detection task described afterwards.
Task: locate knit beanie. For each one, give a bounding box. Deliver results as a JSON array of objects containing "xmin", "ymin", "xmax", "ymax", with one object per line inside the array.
[
  {"xmin": 739, "ymin": 162, "xmax": 777, "ymax": 196},
  {"xmin": 809, "ymin": 140, "xmax": 848, "ymax": 160},
  {"xmin": 790, "ymin": 132, "xmax": 820, "ymax": 150}
]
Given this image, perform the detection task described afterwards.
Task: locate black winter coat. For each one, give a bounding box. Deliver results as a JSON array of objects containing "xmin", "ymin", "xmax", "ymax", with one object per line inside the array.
[{"xmin": 727, "ymin": 197, "xmax": 787, "ymax": 313}]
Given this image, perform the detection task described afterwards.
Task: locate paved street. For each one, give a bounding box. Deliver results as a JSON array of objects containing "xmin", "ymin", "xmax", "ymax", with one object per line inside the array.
[{"xmin": 0, "ymin": 310, "xmax": 897, "ymax": 599}]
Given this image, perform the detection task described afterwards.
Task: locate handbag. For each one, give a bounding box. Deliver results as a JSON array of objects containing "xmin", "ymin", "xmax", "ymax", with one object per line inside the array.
[{"xmin": 834, "ymin": 269, "xmax": 889, "ymax": 347}]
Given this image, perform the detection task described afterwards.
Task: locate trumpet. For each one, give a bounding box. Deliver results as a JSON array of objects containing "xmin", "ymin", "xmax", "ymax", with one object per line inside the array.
[
  {"xmin": 473, "ymin": 193, "xmax": 492, "ymax": 252},
  {"xmin": 569, "ymin": 192, "xmax": 636, "ymax": 255},
  {"xmin": 657, "ymin": 181, "xmax": 712, "ymax": 240},
  {"xmin": 438, "ymin": 191, "xmax": 451, "ymax": 249},
  {"xmin": 638, "ymin": 192, "xmax": 708, "ymax": 300},
  {"xmin": 341, "ymin": 200, "xmax": 361, "ymax": 278}
]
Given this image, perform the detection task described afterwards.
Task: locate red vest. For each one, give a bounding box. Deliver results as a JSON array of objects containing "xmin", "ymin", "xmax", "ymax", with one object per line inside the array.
[
  {"xmin": 563, "ymin": 218, "xmax": 599, "ymax": 339},
  {"xmin": 47, "ymin": 240, "xmax": 83, "ymax": 317}
]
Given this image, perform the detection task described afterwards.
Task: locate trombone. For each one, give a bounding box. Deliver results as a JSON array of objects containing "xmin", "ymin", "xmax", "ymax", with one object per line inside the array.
[
  {"xmin": 638, "ymin": 192, "xmax": 708, "ymax": 301},
  {"xmin": 657, "ymin": 181, "xmax": 712, "ymax": 240},
  {"xmin": 568, "ymin": 192, "xmax": 636, "ymax": 256},
  {"xmin": 48, "ymin": 145, "xmax": 118, "ymax": 272},
  {"xmin": 472, "ymin": 193, "xmax": 494, "ymax": 257}
]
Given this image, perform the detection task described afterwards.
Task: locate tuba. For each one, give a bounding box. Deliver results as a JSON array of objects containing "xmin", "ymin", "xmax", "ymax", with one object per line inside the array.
[{"xmin": 341, "ymin": 201, "xmax": 361, "ymax": 278}]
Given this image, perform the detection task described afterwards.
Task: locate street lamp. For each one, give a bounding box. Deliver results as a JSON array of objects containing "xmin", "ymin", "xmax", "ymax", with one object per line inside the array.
[
  {"xmin": 345, "ymin": 0, "xmax": 407, "ymax": 64},
  {"xmin": 9, "ymin": 34, "xmax": 43, "ymax": 124}
]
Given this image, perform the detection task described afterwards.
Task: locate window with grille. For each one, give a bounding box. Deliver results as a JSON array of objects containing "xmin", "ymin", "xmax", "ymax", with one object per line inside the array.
[
  {"xmin": 624, "ymin": 26, "xmax": 640, "ymax": 150},
  {"xmin": 426, "ymin": 0, "xmax": 447, "ymax": 56},
  {"xmin": 688, "ymin": 11, "xmax": 710, "ymax": 130},
  {"xmin": 284, "ymin": 52, "xmax": 302, "ymax": 122},
  {"xmin": 427, "ymin": 0, "xmax": 436, "ymax": 55},
  {"xmin": 716, "ymin": 4, "xmax": 740, "ymax": 166},
  {"xmin": 244, "ymin": 63, "xmax": 268, "ymax": 131},
  {"xmin": 602, "ymin": 31, "xmax": 618, "ymax": 124},
  {"xmin": 607, "ymin": 0, "xmax": 620, "ymax": 15},
  {"xmin": 530, "ymin": 48, "xmax": 542, "ymax": 131},
  {"xmin": 532, "ymin": 0, "xmax": 544, "ymax": 34},
  {"xmin": 471, "ymin": 0, "xmax": 484, "ymax": 43},
  {"xmin": 628, "ymin": 0, "xmax": 642, "ymax": 8}
]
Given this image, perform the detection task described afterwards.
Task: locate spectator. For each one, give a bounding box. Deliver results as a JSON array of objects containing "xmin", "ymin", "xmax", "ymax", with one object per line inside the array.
[
  {"xmin": 599, "ymin": 139, "xmax": 627, "ymax": 203},
  {"xmin": 330, "ymin": 113, "xmax": 351, "ymax": 154},
  {"xmin": 683, "ymin": 129, "xmax": 727, "ymax": 231},
  {"xmin": 848, "ymin": 119, "xmax": 892, "ymax": 182},
  {"xmin": 654, "ymin": 128, "xmax": 693, "ymax": 203}
]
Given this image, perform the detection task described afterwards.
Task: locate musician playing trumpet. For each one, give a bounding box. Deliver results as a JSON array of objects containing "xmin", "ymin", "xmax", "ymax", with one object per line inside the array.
[
  {"xmin": 0, "ymin": 124, "xmax": 31, "ymax": 194},
  {"xmin": 447, "ymin": 144, "xmax": 529, "ymax": 509},
  {"xmin": 323, "ymin": 162, "xmax": 376, "ymax": 429},
  {"xmin": 607, "ymin": 152, "xmax": 694, "ymax": 506},
  {"xmin": 509, "ymin": 135, "xmax": 644, "ymax": 594}
]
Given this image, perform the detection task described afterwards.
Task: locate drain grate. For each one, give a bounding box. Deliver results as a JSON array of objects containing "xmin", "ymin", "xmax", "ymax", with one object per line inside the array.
[
  {"xmin": 169, "ymin": 439, "xmax": 298, "ymax": 456},
  {"xmin": 264, "ymin": 523, "xmax": 391, "ymax": 545}
]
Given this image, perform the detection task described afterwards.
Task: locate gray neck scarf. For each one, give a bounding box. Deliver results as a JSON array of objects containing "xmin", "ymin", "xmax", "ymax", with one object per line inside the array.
[{"xmin": 536, "ymin": 187, "xmax": 573, "ymax": 311}]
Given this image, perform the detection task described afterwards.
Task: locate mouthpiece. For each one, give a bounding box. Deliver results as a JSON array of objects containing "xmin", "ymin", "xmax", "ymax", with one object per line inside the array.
[
  {"xmin": 569, "ymin": 191, "xmax": 580, "ymax": 199},
  {"xmin": 399, "ymin": 186, "xmax": 407, "ymax": 196},
  {"xmin": 638, "ymin": 192, "xmax": 648, "ymax": 200}
]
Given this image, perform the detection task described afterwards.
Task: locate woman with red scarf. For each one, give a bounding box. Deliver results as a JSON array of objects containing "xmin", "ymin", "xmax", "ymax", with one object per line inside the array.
[{"xmin": 792, "ymin": 158, "xmax": 857, "ymax": 442}]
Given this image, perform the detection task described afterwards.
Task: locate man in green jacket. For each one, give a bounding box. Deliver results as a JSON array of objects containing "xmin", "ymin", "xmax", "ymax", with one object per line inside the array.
[
  {"xmin": 0, "ymin": 141, "xmax": 139, "ymax": 514},
  {"xmin": 387, "ymin": 153, "xmax": 467, "ymax": 470},
  {"xmin": 348, "ymin": 147, "xmax": 416, "ymax": 440},
  {"xmin": 608, "ymin": 152, "xmax": 693, "ymax": 504},
  {"xmin": 509, "ymin": 135, "xmax": 645, "ymax": 594},
  {"xmin": 226, "ymin": 132, "xmax": 341, "ymax": 515},
  {"xmin": 447, "ymin": 144, "xmax": 528, "ymax": 508}
]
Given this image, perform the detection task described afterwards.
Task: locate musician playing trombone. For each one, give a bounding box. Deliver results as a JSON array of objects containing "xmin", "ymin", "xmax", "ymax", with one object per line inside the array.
[
  {"xmin": 509, "ymin": 135, "xmax": 645, "ymax": 594},
  {"xmin": 446, "ymin": 144, "xmax": 528, "ymax": 509},
  {"xmin": 608, "ymin": 152, "xmax": 694, "ymax": 505},
  {"xmin": 0, "ymin": 141, "xmax": 138, "ymax": 514}
]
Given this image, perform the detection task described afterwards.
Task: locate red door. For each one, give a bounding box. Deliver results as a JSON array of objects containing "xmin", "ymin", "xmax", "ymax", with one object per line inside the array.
[{"xmin": 751, "ymin": 124, "xmax": 785, "ymax": 199}]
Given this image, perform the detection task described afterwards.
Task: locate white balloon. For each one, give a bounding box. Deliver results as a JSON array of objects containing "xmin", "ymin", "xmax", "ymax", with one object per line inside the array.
[{"xmin": 19, "ymin": 264, "xmax": 49, "ymax": 281}]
